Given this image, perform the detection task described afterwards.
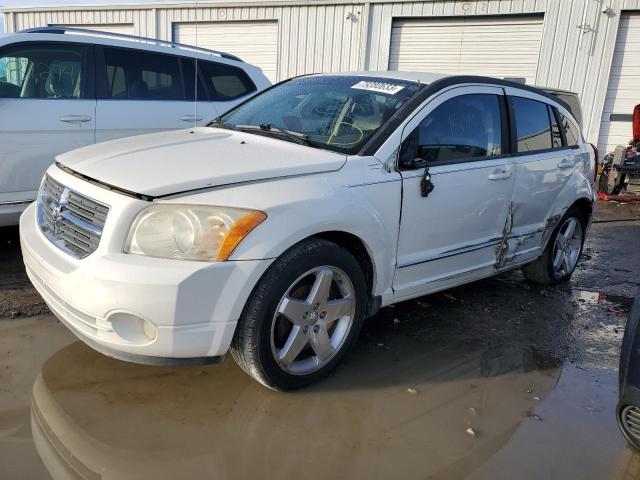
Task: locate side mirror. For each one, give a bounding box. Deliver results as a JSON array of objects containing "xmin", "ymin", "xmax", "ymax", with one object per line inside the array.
[{"xmin": 633, "ymin": 104, "xmax": 640, "ymax": 143}]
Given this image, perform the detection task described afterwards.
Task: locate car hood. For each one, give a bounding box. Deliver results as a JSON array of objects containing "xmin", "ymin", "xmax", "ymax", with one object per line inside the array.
[{"xmin": 56, "ymin": 127, "xmax": 347, "ymax": 197}]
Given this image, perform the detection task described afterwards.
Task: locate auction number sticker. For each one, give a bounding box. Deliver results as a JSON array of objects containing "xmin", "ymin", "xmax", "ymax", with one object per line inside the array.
[{"xmin": 351, "ymin": 81, "xmax": 405, "ymax": 95}]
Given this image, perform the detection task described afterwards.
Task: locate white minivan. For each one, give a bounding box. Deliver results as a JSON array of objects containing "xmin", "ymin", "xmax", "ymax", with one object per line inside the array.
[
  {"xmin": 0, "ymin": 27, "xmax": 270, "ymax": 226},
  {"xmin": 20, "ymin": 72, "xmax": 596, "ymax": 390}
]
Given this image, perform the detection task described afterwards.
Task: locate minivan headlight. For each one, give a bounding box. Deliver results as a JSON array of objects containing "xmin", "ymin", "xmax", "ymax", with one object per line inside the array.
[{"xmin": 125, "ymin": 204, "xmax": 266, "ymax": 261}]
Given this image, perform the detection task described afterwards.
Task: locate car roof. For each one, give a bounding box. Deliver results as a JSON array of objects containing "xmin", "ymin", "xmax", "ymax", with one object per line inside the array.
[
  {"xmin": 321, "ymin": 70, "xmax": 449, "ymax": 84},
  {"xmin": 0, "ymin": 29, "xmax": 253, "ymax": 70}
]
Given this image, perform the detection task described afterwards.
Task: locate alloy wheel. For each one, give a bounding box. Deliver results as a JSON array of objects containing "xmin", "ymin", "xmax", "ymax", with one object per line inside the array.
[
  {"xmin": 270, "ymin": 266, "xmax": 356, "ymax": 375},
  {"xmin": 551, "ymin": 217, "xmax": 583, "ymax": 277}
]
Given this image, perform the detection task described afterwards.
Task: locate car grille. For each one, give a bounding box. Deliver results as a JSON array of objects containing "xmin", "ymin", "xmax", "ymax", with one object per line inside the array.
[
  {"xmin": 622, "ymin": 405, "xmax": 640, "ymax": 441},
  {"xmin": 37, "ymin": 175, "xmax": 110, "ymax": 259}
]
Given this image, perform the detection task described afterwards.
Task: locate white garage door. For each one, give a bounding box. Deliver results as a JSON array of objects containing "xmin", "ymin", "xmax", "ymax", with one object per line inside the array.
[
  {"xmin": 174, "ymin": 21, "xmax": 278, "ymax": 82},
  {"xmin": 599, "ymin": 13, "xmax": 640, "ymax": 154},
  {"xmin": 389, "ymin": 16, "xmax": 544, "ymax": 85},
  {"xmin": 54, "ymin": 24, "xmax": 135, "ymax": 36}
]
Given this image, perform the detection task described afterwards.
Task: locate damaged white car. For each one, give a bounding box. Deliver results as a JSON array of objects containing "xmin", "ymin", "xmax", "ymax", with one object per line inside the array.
[{"xmin": 20, "ymin": 72, "xmax": 596, "ymax": 390}]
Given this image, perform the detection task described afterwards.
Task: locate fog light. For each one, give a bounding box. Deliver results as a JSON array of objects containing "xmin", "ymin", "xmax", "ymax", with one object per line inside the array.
[
  {"xmin": 109, "ymin": 312, "xmax": 157, "ymax": 344},
  {"xmin": 142, "ymin": 319, "xmax": 157, "ymax": 341}
]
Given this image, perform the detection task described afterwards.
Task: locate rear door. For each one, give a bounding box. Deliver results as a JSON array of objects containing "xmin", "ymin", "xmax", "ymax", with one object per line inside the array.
[
  {"xmin": 506, "ymin": 88, "xmax": 578, "ymax": 265},
  {"xmin": 95, "ymin": 46, "xmax": 216, "ymax": 143},
  {"xmin": 0, "ymin": 42, "xmax": 95, "ymax": 206}
]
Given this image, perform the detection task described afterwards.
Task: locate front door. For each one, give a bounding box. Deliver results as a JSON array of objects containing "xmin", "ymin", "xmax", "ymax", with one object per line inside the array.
[
  {"xmin": 393, "ymin": 86, "xmax": 515, "ymax": 300},
  {"xmin": 0, "ymin": 42, "xmax": 95, "ymax": 206}
]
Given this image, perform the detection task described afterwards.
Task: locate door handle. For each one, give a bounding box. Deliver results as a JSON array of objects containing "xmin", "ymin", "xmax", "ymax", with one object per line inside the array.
[
  {"xmin": 488, "ymin": 169, "xmax": 512, "ymax": 180},
  {"xmin": 181, "ymin": 115, "xmax": 204, "ymax": 122},
  {"xmin": 60, "ymin": 115, "xmax": 92, "ymax": 123},
  {"xmin": 557, "ymin": 159, "xmax": 575, "ymax": 169}
]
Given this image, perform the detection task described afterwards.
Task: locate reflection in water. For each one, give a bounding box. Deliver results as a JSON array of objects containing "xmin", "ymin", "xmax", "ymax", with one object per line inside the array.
[{"xmin": 32, "ymin": 339, "xmax": 559, "ymax": 480}]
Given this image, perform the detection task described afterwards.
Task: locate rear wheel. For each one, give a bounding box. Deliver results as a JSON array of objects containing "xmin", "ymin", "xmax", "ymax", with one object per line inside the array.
[
  {"xmin": 522, "ymin": 208, "xmax": 586, "ymax": 284},
  {"xmin": 230, "ymin": 238, "xmax": 367, "ymax": 390}
]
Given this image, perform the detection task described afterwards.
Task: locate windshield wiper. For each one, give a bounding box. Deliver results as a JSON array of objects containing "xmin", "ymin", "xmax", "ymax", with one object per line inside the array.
[
  {"xmin": 208, "ymin": 118, "xmax": 239, "ymax": 131},
  {"xmin": 235, "ymin": 123, "xmax": 310, "ymax": 146}
]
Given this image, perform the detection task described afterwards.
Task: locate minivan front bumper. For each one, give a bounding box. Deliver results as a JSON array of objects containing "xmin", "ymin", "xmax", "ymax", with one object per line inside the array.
[{"xmin": 20, "ymin": 203, "xmax": 273, "ymax": 364}]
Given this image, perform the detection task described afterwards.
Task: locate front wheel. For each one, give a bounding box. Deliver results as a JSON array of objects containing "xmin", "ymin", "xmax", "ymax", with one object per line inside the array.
[
  {"xmin": 522, "ymin": 208, "xmax": 586, "ymax": 284},
  {"xmin": 230, "ymin": 238, "xmax": 367, "ymax": 390}
]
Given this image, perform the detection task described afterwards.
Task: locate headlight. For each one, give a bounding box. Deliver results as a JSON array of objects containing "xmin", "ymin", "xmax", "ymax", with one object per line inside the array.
[{"xmin": 125, "ymin": 204, "xmax": 266, "ymax": 261}]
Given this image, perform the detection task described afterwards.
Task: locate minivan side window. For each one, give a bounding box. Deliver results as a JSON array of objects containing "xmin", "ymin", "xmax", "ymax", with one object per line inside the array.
[
  {"xmin": 102, "ymin": 48, "xmax": 185, "ymax": 101},
  {"xmin": 561, "ymin": 114, "xmax": 581, "ymax": 147},
  {"xmin": 511, "ymin": 97, "xmax": 553, "ymax": 153},
  {"xmin": 199, "ymin": 61, "xmax": 256, "ymax": 101},
  {"xmin": 404, "ymin": 94, "xmax": 503, "ymax": 165},
  {"xmin": 0, "ymin": 44, "xmax": 87, "ymax": 99}
]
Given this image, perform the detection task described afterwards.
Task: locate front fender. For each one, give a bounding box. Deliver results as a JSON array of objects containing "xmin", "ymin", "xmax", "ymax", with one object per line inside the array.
[{"xmin": 171, "ymin": 171, "xmax": 402, "ymax": 297}]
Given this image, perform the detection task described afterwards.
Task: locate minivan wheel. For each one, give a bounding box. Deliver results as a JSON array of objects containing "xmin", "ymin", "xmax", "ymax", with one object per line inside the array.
[
  {"xmin": 230, "ymin": 238, "xmax": 367, "ymax": 390},
  {"xmin": 522, "ymin": 207, "xmax": 586, "ymax": 285}
]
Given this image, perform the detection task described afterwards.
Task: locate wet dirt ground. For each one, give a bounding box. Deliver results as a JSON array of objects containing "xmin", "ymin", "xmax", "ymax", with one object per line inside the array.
[{"xmin": 1, "ymin": 200, "xmax": 639, "ymax": 480}]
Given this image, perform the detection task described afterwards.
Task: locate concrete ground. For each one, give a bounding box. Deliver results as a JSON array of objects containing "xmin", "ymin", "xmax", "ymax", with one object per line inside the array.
[{"xmin": 1, "ymin": 200, "xmax": 639, "ymax": 480}]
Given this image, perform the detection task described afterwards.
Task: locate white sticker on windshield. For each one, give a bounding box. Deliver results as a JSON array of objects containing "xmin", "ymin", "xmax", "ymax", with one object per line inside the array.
[{"xmin": 351, "ymin": 80, "xmax": 405, "ymax": 95}]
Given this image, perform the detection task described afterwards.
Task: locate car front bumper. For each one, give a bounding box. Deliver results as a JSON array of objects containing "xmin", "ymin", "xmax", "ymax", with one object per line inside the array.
[{"xmin": 20, "ymin": 202, "xmax": 273, "ymax": 364}]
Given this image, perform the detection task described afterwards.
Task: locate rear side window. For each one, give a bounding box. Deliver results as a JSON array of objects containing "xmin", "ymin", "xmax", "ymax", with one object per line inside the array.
[
  {"xmin": 0, "ymin": 44, "xmax": 87, "ymax": 99},
  {"xmin": 561, "ymin": 114, "xmax": 581, "ymax": 147},
  {"xmin": 406, "ymin": 94, "xmax": 503, "ymax": 165},
  {"xmin": 102, "ymin": 48, "xmax": 185, "ymax": 100},
  {"xmin": 199, "ymin": 61, "xmax": 256, "ymax": 101},
  {"xmin": 511, "ymin": 97, "xmax": 552, "ymax": 153}
]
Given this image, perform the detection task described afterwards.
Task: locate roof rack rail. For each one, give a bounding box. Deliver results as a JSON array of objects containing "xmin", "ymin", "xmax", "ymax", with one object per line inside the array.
[{"xmin": 20, "ymin": 26, "xmax": 244, "ymax": 62}]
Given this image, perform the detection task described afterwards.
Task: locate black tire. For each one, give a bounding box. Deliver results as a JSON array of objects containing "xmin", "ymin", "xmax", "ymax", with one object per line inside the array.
[
  {"xmin": 230, "ymin": 238, "xmax": 367, "ymax": 391},
  {"xmin": 522, "ymin": 207, "xmax": 587, "ymax": 285}
]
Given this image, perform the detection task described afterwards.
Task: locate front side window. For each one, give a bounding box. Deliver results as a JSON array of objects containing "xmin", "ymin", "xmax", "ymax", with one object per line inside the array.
[
  {"xmin": 512, "ymin": 97, "xmax": 553, "ymax": 152},
  {"xmin": 0, "ymin": 44, "xmax": 85, "ymax": 99},
  {"xmin": 402, "ymin": 94, "xmax": 503, "ymax": 165},
  {"xmin": 561, "ymin": 113, "xmax": 581, "ymax": 147},
  {"xmin": 220, "ymin": 76, "xmax": 420, "ymax": 154},
  {"xmin": 102, "ymin": 48, "xmax": 184, "ymax": 100}
]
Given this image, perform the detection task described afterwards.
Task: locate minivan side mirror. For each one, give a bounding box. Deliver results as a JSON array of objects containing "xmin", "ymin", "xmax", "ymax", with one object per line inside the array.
[{"xmin": 633, "ymin": 104, "xmax": 640, "ymax": 143}]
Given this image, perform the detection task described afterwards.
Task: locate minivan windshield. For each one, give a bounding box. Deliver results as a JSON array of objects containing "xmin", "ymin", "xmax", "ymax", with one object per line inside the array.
[{"xmin": 216, "ymin": 75, "xmax": 420, "ymax": 154}]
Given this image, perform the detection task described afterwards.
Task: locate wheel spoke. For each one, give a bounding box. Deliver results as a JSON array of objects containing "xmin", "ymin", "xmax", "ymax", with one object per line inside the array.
[
  {"xmin": 563, "ymin": 219, "xmax": 577, "ymax": 241},
  {"xmin": 553, "ymin": 248, "xmax": 564, "ymax": 269},
  {"xmin": 322, "ymin": 296, "xmax": 353, "ymax": 325},
  {"xmin": 278, "ymin": 297, "xmax": 309, "ymax": 325},
  {"xmin": 278, "ymin": 325, "xmax": 309, "ymax": 367},
  {"xmin": 310, "ymin": 327, "xmax": 333, "ymax": 362},
  {"xmin": 307, "ymin": 269, "xmax": 333, "ymax": 306},
  {"xmin": 562, "ymin": 251, "xmax": 571, "ymax": 272}
]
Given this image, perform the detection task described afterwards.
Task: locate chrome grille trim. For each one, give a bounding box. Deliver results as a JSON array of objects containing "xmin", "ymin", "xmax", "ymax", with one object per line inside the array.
[
  {"xmin": 622, "ymin": 406, "xmax": 640, "ymax": 441},
  {"xmin": 37, "ymin": 175, "xmax": 110, "ymax": 259}
]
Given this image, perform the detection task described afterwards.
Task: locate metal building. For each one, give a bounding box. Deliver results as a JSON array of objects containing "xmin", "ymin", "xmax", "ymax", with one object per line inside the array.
[{"xmin": 2, "ymin": 0, "xmax": 639, "ymax": 152}]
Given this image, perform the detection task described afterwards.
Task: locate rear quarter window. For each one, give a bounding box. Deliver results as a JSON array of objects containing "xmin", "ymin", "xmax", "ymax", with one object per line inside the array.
[
  {"xmin": 561, "ymin": 113, "xmax": 581, "ymax": 147},
  {"xmin": 199, "ymin": 61, "xmax": 256, "ymax": 101}
]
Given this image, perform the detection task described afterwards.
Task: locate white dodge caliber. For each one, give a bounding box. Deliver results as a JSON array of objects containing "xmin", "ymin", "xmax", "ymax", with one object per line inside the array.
[{"xmin": 20, "ymin": 72, "xmax": 596, "ymax": 390}]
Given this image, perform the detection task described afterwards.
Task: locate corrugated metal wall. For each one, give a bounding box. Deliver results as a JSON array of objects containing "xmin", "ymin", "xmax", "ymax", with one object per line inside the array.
[{"xmin": 3, "ymin": 0, "xmax": 640, "ymax": 143}]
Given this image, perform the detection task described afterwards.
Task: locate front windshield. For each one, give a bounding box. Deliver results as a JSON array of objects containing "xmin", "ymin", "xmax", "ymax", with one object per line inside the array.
[{"xmin": 218, "ymin": 75, "xmax": 420, "ymax": 154}]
